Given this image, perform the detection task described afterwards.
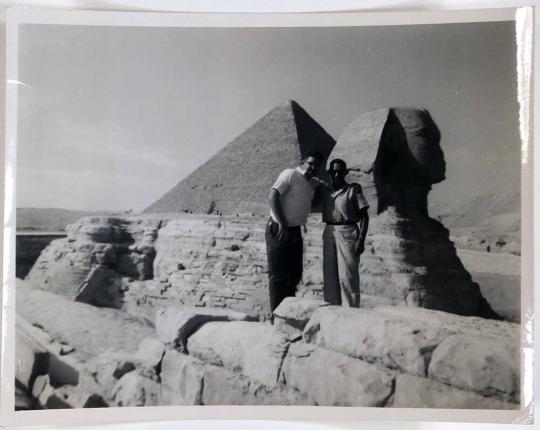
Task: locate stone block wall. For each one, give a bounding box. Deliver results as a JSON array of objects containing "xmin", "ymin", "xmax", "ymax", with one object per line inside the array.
[
  {"xmin": 150, "ymin": 216, "xmax": 270, "ymax": 318},
  {"xmin": 26, "ymin": 211, "xmax": 498, "ymax": 321}
]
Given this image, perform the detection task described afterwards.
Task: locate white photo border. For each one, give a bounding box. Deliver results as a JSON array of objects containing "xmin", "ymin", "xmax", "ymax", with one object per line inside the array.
[{"xmin": 1, "ymin": 6, "xmax": 534, "ymax": 427}]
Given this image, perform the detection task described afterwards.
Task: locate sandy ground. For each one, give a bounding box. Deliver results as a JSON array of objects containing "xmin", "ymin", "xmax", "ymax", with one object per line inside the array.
[
  {"xmin": 456, "ymin": 249, "xmax": 521, "ymax": 323},
  {"xmin": 16, "ymin": 279, "xmax": 155, "ymax": 362}
]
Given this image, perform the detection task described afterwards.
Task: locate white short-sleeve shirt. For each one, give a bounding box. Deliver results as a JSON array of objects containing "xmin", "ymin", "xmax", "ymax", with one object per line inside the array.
[{"xmin": 270, "ymin": 167, "xmax": 320, "ymax": 227}]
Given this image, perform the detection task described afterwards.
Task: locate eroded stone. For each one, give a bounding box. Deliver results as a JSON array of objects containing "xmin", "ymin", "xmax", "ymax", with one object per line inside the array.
[
  {"xmin": 111, "ymin": 371, "xmax": 159, "ymax": 407},
  {"xmin": 428, "ymin": 333, "xmax": 519, "ymax": 401},
  {"xmin": 273, "ymin": 297, "xmax": 329, "ymax": 340},
  {"xmin": 187, "ymin": 321, "xmax": 289, "ymax": 387},
  {"xmin": 136, "ymin": 337, "xmax": 166, "ymax": 371},
  {"xmin": 155, "ymin": 306, "xmax": 251, "ymax": 350},
  {"xmin": 86, "ymin": 350, "xmax": 137, "ymax": 395},
  {"xmin": 303, "ymin": 306, "xmax": 451, "ymax": 376},
  {"xmin": 159, "ymin": 349, "xmax": 205, "ymax": 405},
  {"xmin": 15, "ymin": 330, "xmax": 49, "ymax": 392},
  {"xmin": 281, "ymin": 343, "xmax": 394, "ymax": 406},
  {"xmin": 393, "ymin": 374, "xmax": 519, "ymax": 410},
  {"xmin": 201, "ymin": 364, "xmax": 311, "ymax": 405}
]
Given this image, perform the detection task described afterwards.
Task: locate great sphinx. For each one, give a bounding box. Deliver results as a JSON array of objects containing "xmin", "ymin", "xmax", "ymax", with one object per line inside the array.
[{"xmin": 329, "ymin": 107, "xmax": 498, "ymax": 318}]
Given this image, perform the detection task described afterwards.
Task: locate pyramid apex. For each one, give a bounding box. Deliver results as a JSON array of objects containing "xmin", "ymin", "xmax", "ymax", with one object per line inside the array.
[{"xmin": 280, "ymin": 99, "xmax": 300, "ymax": 109}]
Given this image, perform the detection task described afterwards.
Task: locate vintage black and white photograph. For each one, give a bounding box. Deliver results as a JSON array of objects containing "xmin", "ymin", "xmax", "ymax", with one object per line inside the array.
[{"xmin": 7, "ymin": 9, "xmax": 528, "ymax": 419}]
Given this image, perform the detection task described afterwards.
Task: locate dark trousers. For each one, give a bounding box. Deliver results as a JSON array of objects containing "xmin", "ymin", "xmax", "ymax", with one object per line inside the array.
[{"xmin": 265, "ymin": 218, "xmax": 303, "ymax": 312}]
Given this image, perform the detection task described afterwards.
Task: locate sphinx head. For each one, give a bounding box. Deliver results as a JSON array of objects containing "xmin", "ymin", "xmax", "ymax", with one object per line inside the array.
[
  {"xmin": 330, "ymin": 107, "xmax": 446, "ymax": 217},
  {"xmin": 375, "ymin": 108, "xmax": 445, "ymax": 216}
]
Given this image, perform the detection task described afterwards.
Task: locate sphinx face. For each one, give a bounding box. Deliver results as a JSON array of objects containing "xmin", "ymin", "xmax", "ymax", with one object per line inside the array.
[
  {"xmin": 391, "ymin": 108, "xmax": 446, "ymax": 185},
  {"xmin": 374, "ymin": 108, "xmax": 447, "ymax": 216}
]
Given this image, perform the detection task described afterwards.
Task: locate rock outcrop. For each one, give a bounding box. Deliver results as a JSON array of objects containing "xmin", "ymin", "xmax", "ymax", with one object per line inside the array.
[
  {"xmin": 16, "ymin": 289, "xmax": 520, "ymax": 409},
  {"xmin": 26, "ymin": 209, "xmax": 497, "ymax": 321},
  {"xmin": 26, "ymin": 217, "xmax": 161, "ymax": 308},
  {"xmin": 144, "ymin": 100, "xmax": 336, "ymax": 215}
]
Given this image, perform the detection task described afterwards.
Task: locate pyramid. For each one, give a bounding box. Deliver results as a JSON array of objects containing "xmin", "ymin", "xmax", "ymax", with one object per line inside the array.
[{"xmin": 144, "ymin": 101, "xmax": 336, "ymax": 215}]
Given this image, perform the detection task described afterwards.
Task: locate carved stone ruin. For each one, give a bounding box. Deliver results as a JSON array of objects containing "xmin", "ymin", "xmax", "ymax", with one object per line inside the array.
[{"xmin": 331, "ymin": 107, "xmax": 498, "ymax": 317}]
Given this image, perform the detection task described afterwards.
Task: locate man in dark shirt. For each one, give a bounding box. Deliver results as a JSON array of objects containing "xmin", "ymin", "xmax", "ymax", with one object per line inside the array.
[{"xmin": 321, "ymin": 158, "xmax": 369, "ymax": 307}]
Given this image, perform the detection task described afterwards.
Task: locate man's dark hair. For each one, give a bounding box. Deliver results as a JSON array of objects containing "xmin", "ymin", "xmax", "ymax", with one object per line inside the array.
[
  {"xmin": 302, "ymin": 150, "xmax": 324, "ymax": 162},
  {"xmin": 328, "ymin": 158, "xmax": 347, "ymax": 171}
]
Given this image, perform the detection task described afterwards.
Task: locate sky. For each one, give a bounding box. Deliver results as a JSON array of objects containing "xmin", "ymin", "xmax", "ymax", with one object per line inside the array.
[{"xmin": 16, "ymin": 21, "xmax": 520, "ymax": 212}]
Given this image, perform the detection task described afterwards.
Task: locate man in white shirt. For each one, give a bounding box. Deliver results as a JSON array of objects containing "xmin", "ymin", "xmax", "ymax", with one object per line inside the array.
[{"xmin": 266, "ymin": 151, "xmax": 324, "ymax": 312}]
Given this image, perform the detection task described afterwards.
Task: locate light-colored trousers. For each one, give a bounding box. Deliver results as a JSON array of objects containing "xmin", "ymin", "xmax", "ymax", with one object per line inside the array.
[{"xmin": 322, "ymin": 224, "xmax": 360, "ymax": 307}]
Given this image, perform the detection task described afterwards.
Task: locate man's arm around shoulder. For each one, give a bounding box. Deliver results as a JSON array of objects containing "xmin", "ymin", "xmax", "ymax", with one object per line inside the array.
[{"xmin": 351, "ymin": 182, "xmax": 370, "ymax": 256}]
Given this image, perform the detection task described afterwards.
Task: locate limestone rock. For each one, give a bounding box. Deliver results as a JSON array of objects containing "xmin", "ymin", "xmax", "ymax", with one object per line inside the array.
[
  {"xmin": 43, "ymin": 389, "xmax": 107, "ymax": 409},
  {"xmin": 16, "ymin": 316, "xmax": 86, "ymax": 391},
  {"xmin": 15, "ymin": 330, "xmax": 49, "ymax": 392},
  {"xmin": 155, "ymin": 306, "xmax": 250, "ymax": 350},
  {"xmin": 16, "ymin": 279, "xmax": 155, "ymax": 362},
  {"xmin": 111, "ymin": 371, "xmax": 159, "ymax": 407},
  {"xmin": 428, "ymin": 334, "xmax": 520, "ymax": 401},
  {"xmin": 86, "ymin": 351, "xmax": 137, "ymax": 395},
  {"xmin": 26, "ymin": 216, "xmax": 159, "ymax": 301},
  {"xmin": 54, "ymin": 388, "xmax": 108, "ymax": 409},
  {"xmin": 66, "ymin": 217, "xmax": 126, "ymax": 243},
  {"xmin": 35, "ymin": 375, "xmax": 57, "ymax": 407},
  {"xmin": 303, "ymin": 306, "xmax": 451, "ymax": 376},
  {"xmin": 73, "ymin": 265, "xmax": 122, "ymax": 309},
  {"xmin": 41, "ymin": 395, "xmax": 72, "ymax": 409},
  {"xmin": 201, "ymin": 365, "xmax": 311, "ymax": 405},
  {"xmin": 31, "ymin": 374, "xmax": 50, "ymax": 399},
  {"xmin": 48, "ymin": 354, "xmax": 80, "ymax": 387},
  {"xmin": 187, "ymin": 321, "xmax": 289, "ymax": 387},
  {"xmin": 281, "ymin": 343, "xmax": 393, "ymax": 406},
  {"xmin": 77, "ymin": 392, "xmax": 109, "ymax": 408},
  {"xmin": 152, "ymin": 216, "xmax": 272, "ymax": 319},
  {"xmin": 159, "ymin": 349, "xmax": 205, "ymax": 405},
  {"xmin": 393, "ymin": 374, "xmax": 519, "ymax": 410},
  {"xmin": 135, "ymin": 337, "xmax": 166, "ymax": 372},
  {"xmin": 24, "ymin": 210, "xmax": 499, "ymax": 323},
  {"xmin": 378, "ymin": 306, "xmax": 519, "ymax": 341},
  {"xmin": 273, "ymin": 297, "xmax": 329, "ymax": 340},
  {"xmin": 35, "ymin": 374, "xmax": 108, "ymax": 409},
  {"xmin": 26, "ymin": 239, "xmax": 93, "ymax": 298},
  {"xmin": 15, "ymin": 385, "xmax": 38, "ymax": 410}
]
